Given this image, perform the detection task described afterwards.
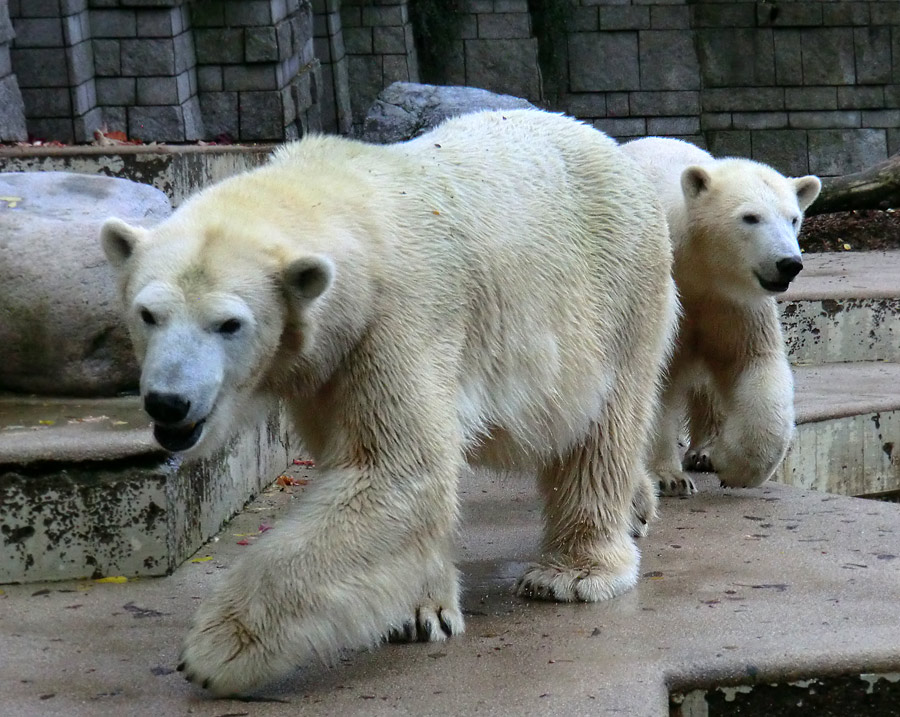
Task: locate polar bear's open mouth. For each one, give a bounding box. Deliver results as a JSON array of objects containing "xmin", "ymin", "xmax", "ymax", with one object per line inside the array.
[
  {"xmin": 153, "ymin": 420, "xmax": 205, "ymax": 453},
  {"xmin": 755, "ymin": 273, "xmax": 790, "ymax": 294}
]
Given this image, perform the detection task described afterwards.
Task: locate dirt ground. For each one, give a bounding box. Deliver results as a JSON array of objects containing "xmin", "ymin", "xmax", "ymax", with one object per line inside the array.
[{"xmin": 801, "ymin": 209, "xmax": 900, "ymax": 253}]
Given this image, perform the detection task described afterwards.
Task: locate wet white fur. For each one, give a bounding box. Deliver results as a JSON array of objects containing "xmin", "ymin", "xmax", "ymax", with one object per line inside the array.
[
  {"xmin": 622, "ymin": 137, "xmax": 821, "ymax": 494},
  {"xmin": 102, "ymin": 110, "xmax": 677, "ymax": 695}
]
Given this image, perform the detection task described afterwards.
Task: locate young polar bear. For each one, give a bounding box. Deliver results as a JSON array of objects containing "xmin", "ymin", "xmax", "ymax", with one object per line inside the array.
[
  {"xmin": 101, "ymin": 110, "xmax": 677, "ymax": 695},
  {"xmin": 622, "ymin": 137, "xmax": 821, "ymax": 495}
]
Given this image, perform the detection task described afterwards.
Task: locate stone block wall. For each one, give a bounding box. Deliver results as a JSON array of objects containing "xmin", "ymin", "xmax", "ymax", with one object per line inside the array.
[
  {"xmin": 5, "ymin": 0, "xmax": 321, "ymax": 143},
  {"xmin": 0, "ymin": 0, "xmax": 26, "ymax": 141},
  {"xmin": 313, "ymin": 0, "xmax": 351, "ymax": 133}
]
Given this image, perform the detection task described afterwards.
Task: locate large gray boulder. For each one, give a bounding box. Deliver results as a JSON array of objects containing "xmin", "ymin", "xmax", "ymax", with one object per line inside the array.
[
  {"xmin": 0, "ymin": 172, "xmax": 171, "ymax": 397},
  {"xmin": 362, "ymin": 82, "xmax": 536, "ymax": 144}
]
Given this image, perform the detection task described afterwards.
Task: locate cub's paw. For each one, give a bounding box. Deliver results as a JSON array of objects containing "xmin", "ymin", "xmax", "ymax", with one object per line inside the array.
[
  {"xmin": 516, "ymin": 560, "xmax": 637, "ymax": 603},
  {"xmin": 387, "ymin": 601, "xmax": 465, "ymax": 643},
  {"xmin": 178, "ymin": 603, "xmax": 286, "ymax": 697},
  {"xmin": 683, "ymin": 447, "xmax": 715, "ymax": 473},
  {"xmin": 653, "ymin": 469, "xmax": 697, "ymax": 497},
  {"xmin": 630, "ymin": 475, "xmax": 659, "ymax": 538}
]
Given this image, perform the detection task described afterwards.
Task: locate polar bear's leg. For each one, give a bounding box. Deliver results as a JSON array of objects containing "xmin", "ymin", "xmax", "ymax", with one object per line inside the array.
[
  {"xmin": 714, "ymin": 357, "xmax": 794, "ymax": 488},
  {"xmin": 649, "ymin": 377, "xmax": 698, "ymax": 497},
  {"xmin": 682, "ymin": 386, "xmax": 720, "ymax": 472},
  {"xmin": 515, "ymin": 410, "xmax": 644, "ymax": 603},
  {"xmin": 630, "ymin": 470, "xmax": 659, "ymax": 538}
]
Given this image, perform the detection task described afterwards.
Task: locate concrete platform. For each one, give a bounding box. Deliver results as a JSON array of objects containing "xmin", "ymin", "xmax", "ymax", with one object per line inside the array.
[{"xmin": 1, "ymin": 470, "xmax": 899, "ymax": 717}]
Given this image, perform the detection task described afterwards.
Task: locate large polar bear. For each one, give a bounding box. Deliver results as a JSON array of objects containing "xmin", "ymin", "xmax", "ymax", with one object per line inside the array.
[
  {"xmin": 622, "ymin": 137, "xmax": 821, "ymax": 495},
  {"xmin": 101, "ymin": 110, "xmax": 677, "ymax": 695}
]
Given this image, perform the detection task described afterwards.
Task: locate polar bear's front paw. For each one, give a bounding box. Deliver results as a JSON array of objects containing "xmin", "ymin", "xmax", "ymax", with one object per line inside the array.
[
  {"xmin": 177, "ymin": 604, "xmax": 284, "ymax": 697},
  {"xmin": 516, "ymin": 562, "xmax": 637, "ymax": 603},
  {"xmin": 654, "ymin": 469, "xmax": 697, "ymax": 497},
  {"xmin": 387, "ymin": 601, "xmax": 465, "ymax": 643},
  {"xmin": 683, "ymin": 447, "xmax": 715, "ymax": 472},
  {"xmin": 630, "ymin": 474, "xmax": 659, "ymax": 538}
]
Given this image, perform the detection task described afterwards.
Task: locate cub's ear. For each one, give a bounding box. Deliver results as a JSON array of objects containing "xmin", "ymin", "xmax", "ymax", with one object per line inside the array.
[
  {"xmin": 794, "ymin": 175, "xmax": 822, "ymax": 211},
  {"xmin": 283, "ymin": 255, "xmax": 334, "ymax": 303},
  {"xmin": 681, "ymin": 166, "xmax": 712, "ymax": 199},
  {"xmin": 101, "ymin": 218, "xmax": 146, "ymax": 269}
]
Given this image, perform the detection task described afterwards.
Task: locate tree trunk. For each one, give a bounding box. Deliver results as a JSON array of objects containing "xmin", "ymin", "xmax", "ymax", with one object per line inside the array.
[{"xmin": 808, "ymin": 152, "xmax": 900, "ymax": 215}]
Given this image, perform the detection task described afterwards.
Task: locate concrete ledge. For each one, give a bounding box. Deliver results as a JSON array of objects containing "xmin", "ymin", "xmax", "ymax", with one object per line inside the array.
[
  {"xmin": 781, "ymin": 251, "xmax": 900, "ymax": 365},
  {"xmin": 1, "ymin": 472, "xmax": 898, "ymax": 716},
  {"xmin": 0, "ymin": 395, "xmax": 297, "ymax": 583}
]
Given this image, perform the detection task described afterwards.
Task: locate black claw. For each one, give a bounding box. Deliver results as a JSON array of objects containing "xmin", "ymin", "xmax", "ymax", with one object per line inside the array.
[
  {"xmin": 438, "ymin": 611, "xmax": 454, "ymax": 637},
  {"xmin": 202, "ymin": 678, "xmax": 210, "ymax": 690},
  {"xmin": 176, "ymin": 662, "xmax": 185, "ymax": 672}
]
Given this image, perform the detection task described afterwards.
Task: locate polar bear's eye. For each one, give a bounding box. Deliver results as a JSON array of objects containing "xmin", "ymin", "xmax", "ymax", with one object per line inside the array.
[
  {"xmin": 218, "ymin": 318, "xmax": 242, "ymax": 335},
  {"xmin": 742, "ymin": 213, "xmax": 760, "ymax": 225},
  {"xmin": 791, "ymin": 216, "xmax": 800, "ymax": 227},
  {"xmin": 140, "ymin": 308, "xmax": 157, "ymax": 326}
]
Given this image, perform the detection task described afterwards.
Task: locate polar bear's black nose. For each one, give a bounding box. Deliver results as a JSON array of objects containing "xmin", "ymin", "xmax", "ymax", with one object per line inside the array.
[
  {"xmin": 145, "ymin": 391, "xmax": 191, "ymax": 424},
  {"xmin": 776, "ymin": 257, "xmax": 803, "ymax": 281}
]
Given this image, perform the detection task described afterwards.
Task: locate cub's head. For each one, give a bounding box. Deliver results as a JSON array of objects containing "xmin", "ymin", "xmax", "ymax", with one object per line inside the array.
[
  {"xmin": 680, "ymin": 159, "xmax": 821, "ymax": 298},
  {"xmin": 100, "ymin": 212, "xmax": 334, "ymax": 457}
]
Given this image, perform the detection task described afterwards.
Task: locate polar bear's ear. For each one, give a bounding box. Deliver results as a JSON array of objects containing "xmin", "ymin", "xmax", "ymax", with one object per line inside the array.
[
  {"xmin": 101, "ymin": 218, "xmax": 146, "ymax": 269},
  {"xmin": 681, "ymin": 166, "xmax": 712, "ymax": 199},
  {"xmin": 283, "ymin": 255, "xmax": 334, "ymax": 303},
  {"xmin": 794, "ymin": 175, "xmax": 822, "ymax": 211}
]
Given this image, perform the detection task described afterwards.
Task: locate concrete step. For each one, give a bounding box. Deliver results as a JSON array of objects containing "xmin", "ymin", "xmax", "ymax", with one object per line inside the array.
[
  {"xmin": 776, "ymin": 362, "xmax": 900, "ymax": 497},
  {"xmin": 780, "ymin": 250, "xmax": 900, "ymax": 365},
  {"xmin": 0, "ymin": 395, "xmax": 298, "ymax": 584}
]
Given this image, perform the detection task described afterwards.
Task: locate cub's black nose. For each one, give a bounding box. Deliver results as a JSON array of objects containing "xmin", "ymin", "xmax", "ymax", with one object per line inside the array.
[
  {"xmin": 144, "ymin": 391, "xmax": 191, "ymax": 423},
  {"xmin": 776, "ymin": 257, "xmax": 803, "ymax": 281}
]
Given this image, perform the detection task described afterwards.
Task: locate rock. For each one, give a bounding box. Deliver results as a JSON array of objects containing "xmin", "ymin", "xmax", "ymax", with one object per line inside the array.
[
  {"xmin": 0, "ymin": 172, "xmax": 171, "ymax": 397},
  {"xmin": 361, "ymin": 82, "xmax": 536, "ymax": 144}
]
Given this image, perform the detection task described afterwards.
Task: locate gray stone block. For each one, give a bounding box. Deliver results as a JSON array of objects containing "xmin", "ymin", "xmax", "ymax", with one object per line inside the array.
[
  {"xmin": 173, "ymin": 29, "xmax": 195, "ymax": 74},
  {"xmin": 855, "ymin": 27, "xmax": 891, "ymax": 85},
  {"xmin": 862, "ymin": 109, "xmax": 900, "ymax": 128},
  {"xmin": 96, "ymin": 76, "xmax": 136, "ymax": 105},
  {"xmin": 343, "ymin": 26, "xmax": 371, "ymax": 54},
  {"xmin": 63, "ymin": 12, "xmax": 89, "ymax": 46},
  {"xmin": 731, "ymin": 111, "xmax": 788, "ymax": 130},
  {"xmin": 889, "ymin": 128, "xmax": 900, "ymax": 157},
  {"xmin": 757, "ymin": 2, "xmax": 822, "ymax": 27},
  {"xmin": 592, "ymin": 117, "xmax": 645, "ymax": 139},
  {"xmin": 808, "ymin": 129, "xmax": 887, "ymax": 175},
  {"xmin": 0, "ymin": 6, "xmax": 13, "ymax": 45},
  {"xmin": 885, "ymin": 85, "xmax": 900, "ymax": 108},
  {"xmin": 373, "ymin": 24, "xmax": 405, "ymax": 54},
  {"xmin": 786, "ymin": 87, "xmax": 837, "ymax": 111},
  {"xmin": 339, "ymin": 4, "xmax": 361, "ymax": 28},
  {"xmin": 176, "ymin": 68, "xmax": 193, "ymax": 103},
  {"xmin": 189, "ymin": 1, "xmax": 225, "ymax": 27},
  {"xmin": 702, "ymin": 87, "xmax": 784, "ymax": 112},
  {"xmin": 67, "ymin": 40, "xmax": 94, "ymax": 86},
  {"xmin": 801, "ymin": 28, "xmax": 855, "ymax": 85},
  {"xmin": 0, "ymin": 172, "xmax": 171, "ymax": 396},
  {"xmin": 706, "ymin": 130, "xmax": 750, "ymax": 159},
  {"xmin": 870, "ymin": 2, "xmax": 900, "ymax": 25},
  {"xmin": 347, "ymin": 53, "xmax": 383, "ymax": 122},
  {"xmin": 314, "ymin": 36, "xmax": 331, "ymax": 62},
  {"xmin": 750, "ymin": 129, "xmax": 809, "ymax": 175},
  {"xmin": 129, "ymin": 103, "xmax": 186, "ymax": 141},
  {"xmin": 11, "ymin": 47, "xmax": 69, "ymax": 87},
  {"xmin": 383, "ymin": 53, "xmax": 411, "ymax": 84},
  {"xmin": 567, "ymin": 7, "xmax": 597, "ymax": 32},
  {"xmin": 361, "ymin": 4, "xmax": 405, "ymax": 27},
  {"xmin": 700, "ymin": 112, "xmax": 731, "ymax": 130},
  {"xmin": 225, "ymin": 0, "xmax": 275, "ymax": 28},
  {"xmin": 71, "ymin": 78, "xmax": 96, "ymax": 116},
  {"xmin": 136, "ymin": 8, "xmax": 176, "ymax": 37},
  {"xmin": 823, "ymin": 2, "xmax": 869, "ymax": 25},
  {"xmin": 14, "ymin": 0, "xmax": 64, "ymax": 18},
  {"xmin": 121, "ymin": 38, "xmax": 176, "ymax": 76},
  {"xmin": 0, "ymin": 75, "xmax": 28, "ymax": 141},
  {"xmin": 599, "ymin": 6, "xmax": 648, "ymax": 31},
  {"xmin": 478, "ymin": 12, "xmax": 531, "ymax": 39},
  {"xmin": 630, "ymin": 90, "xmax": 699, "ymax": 116},
  {"xmin": 276, "ymin": 17, "xmax": 293, "ymax": 60},
  {"xmin": 788, "ymin": 110, "xmax": 860, "ymax": 130},
  {"xmin": 640, "ymin": 30, "xmax": 699, "ymax": 90},
  {"xmin": 606, "ymin": 92, "xmax": 628, "ymax": 117},
  {"xmin": 92, "ymin": 39, "xmax": 121, "ymax": 76},
  {"xmin": 239, "ymin": 89, "xmax": 283, "ymax": 139},
  {"xmin": 90, "ymin": 9, "xmax": 137, "ymax": 38},
  {"xmin": 136, "ymin": 75, "xmax": 178, "ymax": 105},
  {"xmin": 223, "ymin": 63, "xmax": 279, "ymax": 91},
  {"xmin": 691, "ymin": 2, "xmax": 755, "ymax": 27},
  {"xmin": 697, "ymin": 29, "xmax": 774, "ymax": 87},
  {"xmin": 650, "ymin": 5, "xmax": 688, "ymax": 29},
  {"xmin": 648, "ymin": 116, "xmax": 699, "ymax": 135},
  {"xmin": 12, "ymin": 17, "xmax": 64, "ymax": 48},
  {"xmin": 29, "ymin": 117, "xmax": 75, "ymax": 142},
  {"xmin": 465, "ymin": 38, "xmax": 540, "ymax": 101},
  {"xmin": 0, "ymin": 45, "xmax": 11, "ymax": 76},
  {"xmin": 182, "ymin": 94, "xmax": 204, "ymax": 140},
  {"xmin": 838, "ymin": 86, "xmax": 885, "ymax": 109},
  {"xmin": 194, "ymin": 28, "xmax": 243, "ymax": 65},
  {"xmin": 245, "ymin": 25, "xmax": 279, "ymax": 62},
  {"xmin": 564, "ymin": 92, "xmax": 606, "ymax": 117},
  {"xmin": 774, "ymin": 29, "xmax": 802, "ymax": 85},
  {"xmin": 569, "ymin": 31, "xmax": 638, "ymax": 92},
  {"xmin": 199, "ymin": 90, "xmax": 238, "ymax": 137},
  {"xmin": 62, "ymin": 0, "xmax": 89, "ymax": 16},
  {"xmin": 196, "ymin": 64, "xmax": 222, "ymax": 92},
  {"xmin": 494, "ymin": 0, "xmax": 528, "ymax": 11}
]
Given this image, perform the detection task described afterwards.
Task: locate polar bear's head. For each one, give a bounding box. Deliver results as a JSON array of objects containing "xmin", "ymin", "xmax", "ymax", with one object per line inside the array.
[
  {"xmin": 100, "ymin": 212, "xmax": 335, "ymax": 457},
  {"xmin": 680, "ymin": 159, "xmax": 821, "ymax": 299}
]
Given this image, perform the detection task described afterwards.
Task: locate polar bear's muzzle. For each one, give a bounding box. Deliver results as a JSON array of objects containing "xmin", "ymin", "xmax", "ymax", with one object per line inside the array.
[
  {"xmin": 755, "ymin": 256, "xmax": 803, "ymax": 294},
  {"xmin": 144, "ymin": 391, "xmax": 206, "ymax": 452}
]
